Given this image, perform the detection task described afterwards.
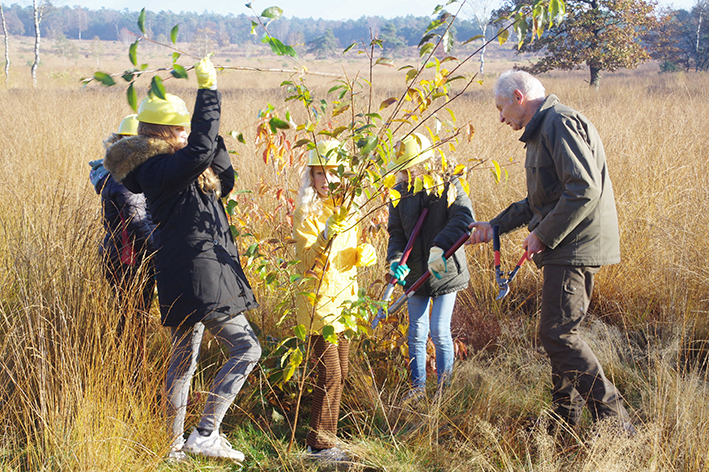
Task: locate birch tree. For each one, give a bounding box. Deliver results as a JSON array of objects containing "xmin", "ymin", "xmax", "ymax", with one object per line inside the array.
[
  {"xmin": 31, "ymin": 0, "xmax": 45, "ymax": 87},
  {"xmin": 466, "ymin": 0, "xmax": 495, "ymax": 74},
  {"xmin": 1, "ymin": 4, "xmax": 9, "ymax": 86}
]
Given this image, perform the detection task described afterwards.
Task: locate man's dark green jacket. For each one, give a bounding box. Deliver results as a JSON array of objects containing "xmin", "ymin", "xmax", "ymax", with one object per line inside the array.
[{"xmin": 491, "ymin": 95, "xmax": 621, "ymax": 268}]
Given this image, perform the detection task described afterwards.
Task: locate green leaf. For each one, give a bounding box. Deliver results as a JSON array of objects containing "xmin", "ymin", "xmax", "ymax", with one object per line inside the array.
[
  {"xmin": 461, "ymin": 34, "xmax": 484, "ymax": 46},
  {"xmin": 420, "ymin": 43, "xmax": 435, "ymax": 58},
  {"xmin": 284, "ymin": 45, "xmax": 298, "ymax": 58},
  {"xmin": 405, "ymin": 69, "xmax": 418, "ymax": 82},
  {"xmin": 126, "ymin": 83, "xmax": 137, "ymax": 111},
  {"xmin": 261, "ymin": 6, "xmax": 283, "ymax": 19},
  {"xmin": 343, "ymin": 42, "xmax": 357, "ymax": 54},
  {"xmin": 289, "ymin": 273, "xmax": 301, "ymax": 283},
  {"xmin": 128, "ymin": 41, "xmax": 138, "ymax": 66},
  {"xmin": 322, "ymin": 325, "xmax": 337, "ymax": 344},
  {"xmin": 375, "ymin": 57, "xmax": 394, "ymax": 67},
  {"xmin": 137, "ymin": 8, "xmax": 146, "ymax": 35},
  {"xmin": 250, "ymin": 20, "xmax": 258, "ymax": 35},
  {"xmin": 170, "ymin": 24, "xmax": 179, "ymax": 44},
  {"xmin": 425, "ymin": 18, "xmax": 444, "ymax": 34},
  {"xmin": 289, "ymin": 348, "xmax": 303, "ymax": 367},
  {"xmin": 265, "ymin": 36, "xmax": 287, "ymax": 55},
  {"xmin": 172, "ymin": 52, "xmax": 181, "ymax": 63},
  {"xmin": 269, "ymin": 117, "xmax": 290, "ymax": 133},
  {"xmin": 93, "ymin": 72, "xmax": 115, "ymax": 86},
  {"xmin": 294, "ymin": 324, "xmax": 307, "ymax": 342},
  {"xmin": 226, "ymin": 199, "xmax": 238, "ymax": 215},
  {"xmin": 171, "ymin": 64, "xmax": 188, "ymax": 79},
  {"xmin": 265, "ymin": 272, "xmax": 278, "ymax": 285},
  {"xmin": 357, "ymin": 136, "xmax": 378, "ymax": 155},
  {"xmin": 122, "ymin": 70, "xmax": 136, "ymax": 82},
  {"xmin": 418, "ymin": 33, "xmax": 437, "ymax": 47},
  {"xmin": 379, "ymin": 97, "xmax": 397, "ymax": 110},
  {"xmin": 150, "ymin": 76, "xmax": 166, "ymax": 99}
]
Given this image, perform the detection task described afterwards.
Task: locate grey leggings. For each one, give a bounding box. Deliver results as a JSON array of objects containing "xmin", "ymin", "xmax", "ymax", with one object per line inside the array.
[{"xmin": 166, "ymin": 313, "xmax": 262, "ymax": 441}]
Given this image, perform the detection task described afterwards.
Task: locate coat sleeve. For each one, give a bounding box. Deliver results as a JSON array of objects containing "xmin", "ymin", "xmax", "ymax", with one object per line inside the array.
[
  {"xmin": 150, "ymin": 89, "xmax": 222, "ymax": 195},
  {"xmin": 293, "ymin": 209, "xmax": 330, "ymax": 276},
  {"xmin": 490, "ymin": 198, "xmax": 534, "ymax": 235},
  {"xmin": 432, "ymin": 178, "xmax": 475, "ymax": 251},
  {"xmin": 533, "ymin": 115, "xmax": 602, "ymax": 249},
  {"xmin": 386, "ymin": 196, "xmax": 407, "ymax": 263},
  {"xmin": 113, "ymin": 183, "xmax": 156, "ymax": 254},
  {"xmin": 210, "ymin": 135, "xmax": 235, "ymax": 197}
]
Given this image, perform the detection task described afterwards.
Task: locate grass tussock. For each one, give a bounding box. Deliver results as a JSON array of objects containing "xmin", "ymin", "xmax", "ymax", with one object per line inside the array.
[{"xmin": 1, "ymin": 59, "xmax": 709, "ymax": 471}]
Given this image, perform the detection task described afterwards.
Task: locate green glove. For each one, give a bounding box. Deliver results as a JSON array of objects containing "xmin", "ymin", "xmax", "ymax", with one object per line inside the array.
[
  {"xmin": 427, "ymin": 246, "xmax": 447, "ymax": 279},
  {"xmin": 195, "ymin": 56, "xmax": 217, "ymax": 90},
  {"xmin": 389, "ymin": 260, "xmax": 410, "ymax": 285}
]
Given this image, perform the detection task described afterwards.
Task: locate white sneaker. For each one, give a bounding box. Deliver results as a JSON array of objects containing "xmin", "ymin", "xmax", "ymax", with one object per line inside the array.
[
  {"xmin": 165, "ymin": 435, "xmax": 189, "ymax": 464},
  {"xmin": 183, "ymin": 428, "xmax": 245, "ymax": 462},
  {"xmin": 306, "ymin": 445, "xmax": 349, "ymax": 463},
  {"xmin": 401, "ymin": 387, "xmax": 426, "ymax": 404}
]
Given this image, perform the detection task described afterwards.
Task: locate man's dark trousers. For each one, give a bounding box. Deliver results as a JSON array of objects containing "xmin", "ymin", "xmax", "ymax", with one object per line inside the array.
[{"xmin": 539, "ymin": 264, "xmax": 631, "ymax": 425}]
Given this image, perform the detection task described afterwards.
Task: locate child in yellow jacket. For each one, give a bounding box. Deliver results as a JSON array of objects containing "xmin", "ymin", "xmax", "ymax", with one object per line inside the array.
[{"xmin": 292, "ymin": 140, "xmax": 376, "ymax": 462}]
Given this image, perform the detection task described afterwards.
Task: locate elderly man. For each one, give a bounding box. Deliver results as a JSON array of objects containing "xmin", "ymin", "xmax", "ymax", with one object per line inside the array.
[{"xmin": 469, "ymin": 70, "xmax": 634, "ymax": 433}]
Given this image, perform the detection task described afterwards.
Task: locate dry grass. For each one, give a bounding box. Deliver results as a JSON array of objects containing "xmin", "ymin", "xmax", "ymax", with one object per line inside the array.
[{"xmin": 1, "ymin": 38, "xmax": 709, "ymax": 470}]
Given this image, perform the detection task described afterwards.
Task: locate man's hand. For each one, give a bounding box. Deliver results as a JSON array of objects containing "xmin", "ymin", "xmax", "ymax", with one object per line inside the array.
[
  {"xmin": 524, "ymin": 231, "xmax": 545, "ymax": 255},
  {"xmin": 467, "ymin": 221, "xmax": 493, "ymax": 245}
]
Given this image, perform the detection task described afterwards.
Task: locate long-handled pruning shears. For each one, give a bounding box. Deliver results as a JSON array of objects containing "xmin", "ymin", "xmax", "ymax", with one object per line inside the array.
[
  {"xmin": 384, "ymin": 229, "xmax": 472, "ymax": 319},
  {"xmin": 371, "ymin": 208, "xmax": 429, "ymax": 330},
  {"xmin": 493, "ymin": 225, "xmax": 528, "ymax": 300}
]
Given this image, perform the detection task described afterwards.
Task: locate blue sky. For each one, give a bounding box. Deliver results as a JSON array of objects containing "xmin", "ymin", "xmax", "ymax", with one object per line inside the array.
[{"xmin": 58, "ymin": 0, "xmax": 696, "ymax": 19}]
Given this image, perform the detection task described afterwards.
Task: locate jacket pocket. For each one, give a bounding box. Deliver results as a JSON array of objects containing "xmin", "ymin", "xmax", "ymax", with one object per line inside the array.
[
  {"xmin": 525, "ymin": 151, "xmax": 561, "ymax": 206},
  {"xmin": 184, "ymin": 237, "xmax": 220, "ymax": 253}
]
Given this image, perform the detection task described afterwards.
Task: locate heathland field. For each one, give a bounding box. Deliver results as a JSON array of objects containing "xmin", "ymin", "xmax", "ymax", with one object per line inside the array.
[{"xmin": 1, "ymin": 36, "xmax": 709, "ymax": 471}]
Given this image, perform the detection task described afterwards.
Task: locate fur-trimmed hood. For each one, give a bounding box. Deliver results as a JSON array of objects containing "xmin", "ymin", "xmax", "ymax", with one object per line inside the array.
[{"xmin": 103, "ymin": 135, "xmax": 174, "ymax": 184}]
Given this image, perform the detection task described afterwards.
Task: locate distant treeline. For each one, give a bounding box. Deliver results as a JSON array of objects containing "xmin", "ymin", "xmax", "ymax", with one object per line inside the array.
[{"xmin": 0, "ymin": 3, "xmax": 484, "ymax": 49}]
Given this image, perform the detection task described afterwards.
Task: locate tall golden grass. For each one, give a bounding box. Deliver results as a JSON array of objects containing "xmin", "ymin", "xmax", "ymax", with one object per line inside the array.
[{"xmin": 1, "ymin": 46, "xmax": 709, "ymax": 470}]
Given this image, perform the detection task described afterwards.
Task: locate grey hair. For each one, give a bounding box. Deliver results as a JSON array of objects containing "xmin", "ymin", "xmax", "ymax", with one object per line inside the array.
[{"xmin": 493, "ymin": 70, "xmax": 546, "ymax": 101}]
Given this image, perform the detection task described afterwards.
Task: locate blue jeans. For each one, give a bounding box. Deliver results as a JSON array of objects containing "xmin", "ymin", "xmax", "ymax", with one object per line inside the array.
[{"xmin": 407, "ymin": 292, "xmax": 457, "ymax": 389}]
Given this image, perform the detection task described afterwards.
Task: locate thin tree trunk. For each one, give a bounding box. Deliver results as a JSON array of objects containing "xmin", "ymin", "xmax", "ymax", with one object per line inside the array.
[
  {"xmin": 696, "ymin": 10, "xmax": 703, "ymax": 71},
  {"xmin": 479, "ymin": 29, "xmax": 486, "ymax": 75},
  {"xmin": 589, "ymin": 65, "xmax": 601, "ymax": 89},
  {"xmin": 1, "ymin": 4, "xmax": 9, "ymax": 87},
  {"xmin": 31, "ymin": 0, "xmax": 42, "ymax": 87}
]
